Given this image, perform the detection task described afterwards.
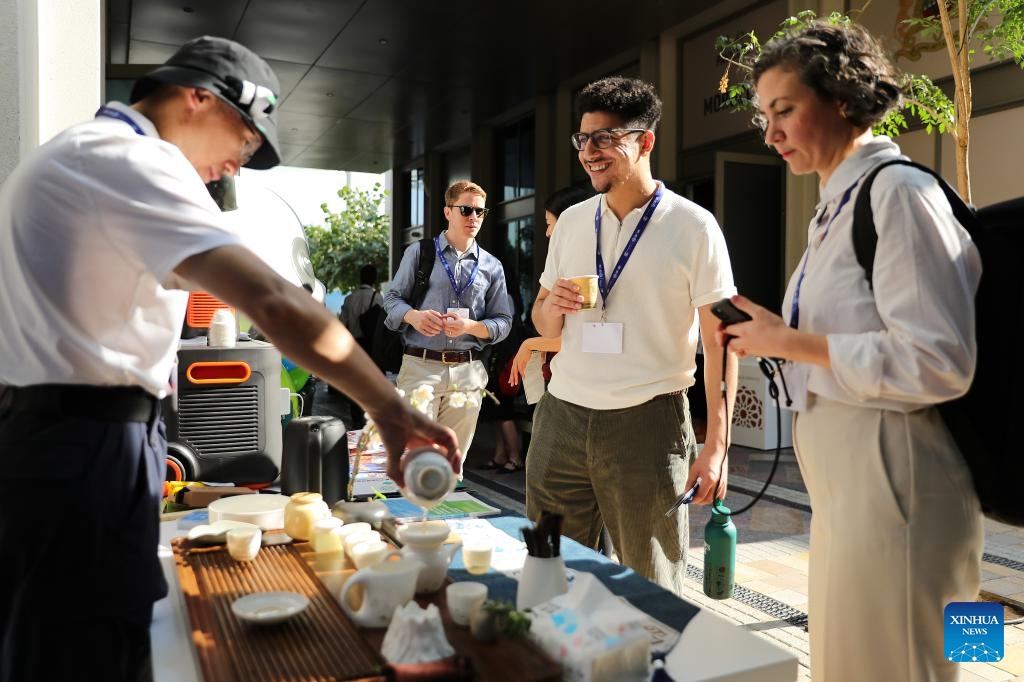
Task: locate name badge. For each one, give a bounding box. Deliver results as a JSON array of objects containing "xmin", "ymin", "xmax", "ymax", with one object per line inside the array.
[
  {"xmin": 582, "ymin": 322, "xmax": 623, "ymax": 354},
  {"xmin": 446, "ymin": 307, "xmax": 470, "ymax": 319}
]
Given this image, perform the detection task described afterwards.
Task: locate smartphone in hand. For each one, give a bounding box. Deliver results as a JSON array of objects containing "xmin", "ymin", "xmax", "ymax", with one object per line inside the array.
[{"xmin": 710, "ymin": 298, "xmax": 752, "ymax": 326}]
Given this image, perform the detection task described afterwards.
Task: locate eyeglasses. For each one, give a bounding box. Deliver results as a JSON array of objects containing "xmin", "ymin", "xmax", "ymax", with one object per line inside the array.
[
  {"xmin": 223, "ymin": 101, "xmax": 263, "ymax": 165},
  {"xmin": 570, "ymin": 128, "xmax": 647, "ymax": 151},
  {"xmin": 449, "ymin": 205, "xmax": 490, "ymax": 218}
]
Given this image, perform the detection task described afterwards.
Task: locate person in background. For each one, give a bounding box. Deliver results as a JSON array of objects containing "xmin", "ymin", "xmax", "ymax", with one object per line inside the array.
[
  {"xmin": 340, "ymin": 264, "xmax": 382, "ymax": 342},
  {"xmin": 383, "ymin": 180, "xmax": 513, "ymax": 463},
  {"xmin": 478, "ymin": 288, "xmax": 528, "ymax": 473},
  {"xmin": 0, "ymin": 36, "xmax": 457, "ymax": 682},
  {"xmin": 526, "ymin": 76, "xmax": 737, "ymax": 595},
  {"xmin": 721, "ymin": 21, "xmax": 981, "ymax": 681},
  {"xmin": 337, "ymin": 263, "xmax": 382, "ymax": 427},
  {"xmin": 509, "ymin": 184, "xmax": 595, "ymax": 390}
]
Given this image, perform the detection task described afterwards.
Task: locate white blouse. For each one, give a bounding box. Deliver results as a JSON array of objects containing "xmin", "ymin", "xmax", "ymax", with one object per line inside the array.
[{"xmin": 780, "ymin": 136, "xmax": 981, "ymax": 413}]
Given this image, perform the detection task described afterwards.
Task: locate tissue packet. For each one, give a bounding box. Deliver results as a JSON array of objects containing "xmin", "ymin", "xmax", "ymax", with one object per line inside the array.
[{"xmin": 527, "ymin": 573, "xmax": 650, "ymax": 682}]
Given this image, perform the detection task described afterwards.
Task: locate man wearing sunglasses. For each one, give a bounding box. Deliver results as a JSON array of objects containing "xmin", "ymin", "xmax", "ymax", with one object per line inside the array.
[
  {"xmin": 384, "ymin": 180, "xmax": 513, "ymax": 463},
  {"xmin": 0, "ymin": 36, "xmax": 458, "ymax": 681},
  {"xmin": 526, "ymin": 77, "xmax": 738, "ymax": 596}
]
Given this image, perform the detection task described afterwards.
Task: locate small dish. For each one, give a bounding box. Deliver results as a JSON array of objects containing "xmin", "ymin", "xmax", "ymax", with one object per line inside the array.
[
  {"xmin": 231, "ymin": 591, "xmax": 310, "ymax": 625},
  {"xmin": 187, "ymin": 520, "xmax": 260, "ymax": 545}
]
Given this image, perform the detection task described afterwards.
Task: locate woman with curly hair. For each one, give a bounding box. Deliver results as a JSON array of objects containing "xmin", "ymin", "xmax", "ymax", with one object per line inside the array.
[{"xmin": 719, "ymin": 20, "xmax": 982, "ymax": 682}]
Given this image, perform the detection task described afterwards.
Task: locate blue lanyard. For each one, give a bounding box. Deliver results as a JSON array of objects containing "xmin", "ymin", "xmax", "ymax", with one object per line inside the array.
[
  {"xmin": 95, "ymin": 106, "xmax": 146, "ymax": 136},
  {"xmin": 434, "ymin": 236, "xmax": 481, "ymax": 306},
  {"xmin": 595, "ymin": 184, "xmax": 663, "ymax": 310},
  {"xmin": 788, "ymin": 182, "xmax": 858, "ymax": 329}
]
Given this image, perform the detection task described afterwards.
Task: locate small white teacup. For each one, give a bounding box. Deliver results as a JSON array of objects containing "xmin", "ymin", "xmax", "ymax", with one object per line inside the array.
[
  {"xmin": 344, "ymin": 529, "xmax": 381, "ymax": 560},
  {"xmin": 351, "ymin": 539, "xmax": 401, "ymax": 570},
  {"xmin": 446, "ymin": 581, "xmax": 487, "ymax": 626},
  {"xmin": 225, "ymin": 527, "xmax": 262, "ymax": 562},
  {"xmin": 311, "ymin": 517, "xmax": 345, "ymax": 553},
  {"xmin": 461, "ymin": 538, "xmax": 494, "ymax": 575}
]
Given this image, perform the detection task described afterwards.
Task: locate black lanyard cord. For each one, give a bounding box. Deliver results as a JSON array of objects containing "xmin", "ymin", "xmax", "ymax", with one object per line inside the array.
[{"xmin": 712, "ymin": 339, "xmax": 790, "ymax": 515}]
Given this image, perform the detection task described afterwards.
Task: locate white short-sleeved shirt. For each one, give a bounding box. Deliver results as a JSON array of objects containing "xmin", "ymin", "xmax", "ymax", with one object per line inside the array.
[
  {"xmin": 780, "ymin": 136, "xmax": 981, "ymax": 412},
  {"xmin": 539, "ymin": 186, "xmax": 736, "ymax": 409},
  {"xmin": 0, "ymin": 101, "xmax": 242, "ymax": 397}
]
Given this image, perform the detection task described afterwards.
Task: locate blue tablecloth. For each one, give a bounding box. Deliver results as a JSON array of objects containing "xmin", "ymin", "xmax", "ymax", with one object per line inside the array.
[{"xmin": 447, "ymin": 515, "xmax": 700, "ymax": 633}]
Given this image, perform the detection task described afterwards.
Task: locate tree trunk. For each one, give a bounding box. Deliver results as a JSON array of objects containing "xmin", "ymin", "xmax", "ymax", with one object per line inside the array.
[{"xmin": 957, "ymin": 125, "xmax": 971, "ymax": 204}]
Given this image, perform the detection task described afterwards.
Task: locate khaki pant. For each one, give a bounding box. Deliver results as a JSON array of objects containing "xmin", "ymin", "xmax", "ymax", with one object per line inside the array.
[
  {"xmin": 397, "ymin": 355, "xmax": 488, "ymax": 464},
  {"xmin": 525, "ymin": 391, "xmax": 696, "ymax": 596},
  {"xmin": 794, "ymin": 396, "xmax": 983, "ymax": 682}
]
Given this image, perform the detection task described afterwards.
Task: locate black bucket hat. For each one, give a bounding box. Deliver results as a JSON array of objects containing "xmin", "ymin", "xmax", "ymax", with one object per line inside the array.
[{"xmin": 130, "ymin": 36, "xmax": 281, "ymax": 170}]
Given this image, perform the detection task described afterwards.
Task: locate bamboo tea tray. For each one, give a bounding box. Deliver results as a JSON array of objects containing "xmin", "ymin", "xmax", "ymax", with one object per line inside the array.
[
  {"xmin": 173, "ymin": 535, "xmax": 562, "ymax": 681},
  {"xmin": 172, "ymin": 537, "xmax": 387, "ymax": 682}
]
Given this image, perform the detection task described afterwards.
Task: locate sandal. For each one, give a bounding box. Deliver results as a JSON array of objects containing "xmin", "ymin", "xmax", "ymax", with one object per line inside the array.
[
  {"xmin": 478, "ymin": 459, "xmax": 505, "ymax": 470},
  {"xmin": 496, "ymin": 460, "xmax": 523, "ymax": 474}
]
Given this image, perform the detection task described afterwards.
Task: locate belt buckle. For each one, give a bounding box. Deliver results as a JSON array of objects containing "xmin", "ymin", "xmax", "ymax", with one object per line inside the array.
[{"xmin": 440, "ymin": 350, "xmax": 462, "ymax": 365}]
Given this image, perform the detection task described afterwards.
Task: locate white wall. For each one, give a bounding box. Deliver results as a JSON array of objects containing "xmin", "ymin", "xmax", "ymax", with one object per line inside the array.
[{"xmin": 0, "ymin": 0, "xmax": 101, "ymax": 184}]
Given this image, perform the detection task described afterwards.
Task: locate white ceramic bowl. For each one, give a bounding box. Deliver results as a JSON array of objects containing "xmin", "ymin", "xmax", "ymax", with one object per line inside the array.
[{"xmin": 207, "ymin": 493, "xmax": 290, "ymax": 530}]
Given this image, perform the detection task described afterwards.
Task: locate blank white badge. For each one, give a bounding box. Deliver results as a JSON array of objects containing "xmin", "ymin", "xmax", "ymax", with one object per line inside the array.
[
  {"xmin": 446, "ymin": 307, "xmax": 470, "ymax": 318},
  {"xmin": 582, "ymin": 322, "xmax": 623, "ymax": 354}
]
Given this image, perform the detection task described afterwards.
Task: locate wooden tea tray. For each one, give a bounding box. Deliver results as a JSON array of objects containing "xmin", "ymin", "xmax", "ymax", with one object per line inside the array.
[{"xmin": 172, "ymin": 537, "xmax": 387, "ymax": 682}]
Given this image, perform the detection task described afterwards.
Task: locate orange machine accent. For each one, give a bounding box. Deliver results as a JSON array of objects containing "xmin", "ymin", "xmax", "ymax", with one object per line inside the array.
[
  {"xmin": 185, "ymin": 292, "xmax": 234, "ymax": 328},
  {"xmin": 186, "ymin": 361, "xmax": 252, "ymax": 384}
]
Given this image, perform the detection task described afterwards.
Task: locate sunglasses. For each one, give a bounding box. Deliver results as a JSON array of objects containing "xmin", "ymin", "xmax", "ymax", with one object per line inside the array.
[
  {"xmin": 449, "ymin": 205, "xmax": 490, "ymax": 218},
  {"xmin": 570, "ymin": 128, "xmax": 647, "ymax": 151}
]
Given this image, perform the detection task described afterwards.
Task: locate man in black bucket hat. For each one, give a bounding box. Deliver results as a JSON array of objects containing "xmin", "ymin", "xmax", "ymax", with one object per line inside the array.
[{"xmin": 0, "ymin": 36, "xmax": 459, "ymax": 681}]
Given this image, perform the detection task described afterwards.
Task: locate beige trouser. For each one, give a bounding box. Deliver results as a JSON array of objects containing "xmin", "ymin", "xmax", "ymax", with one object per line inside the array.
[
  {"xmin": 794, "ymin": 396, "xmax": 983, "ymax": 682},
  {"xmin": 396, "ymin": 355, "xmax": 488, "ymax": 465}
]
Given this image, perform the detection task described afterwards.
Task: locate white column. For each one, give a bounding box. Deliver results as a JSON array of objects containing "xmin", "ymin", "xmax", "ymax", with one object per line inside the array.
[{"xmin": 1, "ymin": 0, "xmax": 102, "ymax": 183}]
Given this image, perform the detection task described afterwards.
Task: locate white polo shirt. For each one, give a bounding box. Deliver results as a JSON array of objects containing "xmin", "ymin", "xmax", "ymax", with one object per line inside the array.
[
  {"xmin": 539, "ymin": 186, "xmax": 735, "ymax": 409},
  {"xmin": 0, "ymin": 102, "xmax": 242, "ymax": 397}
]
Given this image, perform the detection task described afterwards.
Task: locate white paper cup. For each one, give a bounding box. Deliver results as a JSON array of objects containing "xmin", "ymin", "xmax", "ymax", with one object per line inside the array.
[
  {"xmin": 225, "ymin": 527, "xmax": 262, "ymax": 562},
  {"xmin": 461, "ymin": 538, "xmax": 494, "ymax": 575},
  {"xmin": 446, "ymin": 581, "xmax": 488, "ymax": 626}
]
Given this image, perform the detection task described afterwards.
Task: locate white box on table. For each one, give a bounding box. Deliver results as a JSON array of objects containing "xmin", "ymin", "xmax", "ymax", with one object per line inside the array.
[{"xmin": 730, "ymin": 357, "xmax": 793, "ymax": 450}]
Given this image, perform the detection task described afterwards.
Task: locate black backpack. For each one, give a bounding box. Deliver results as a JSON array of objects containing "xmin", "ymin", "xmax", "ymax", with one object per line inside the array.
[
  {"xmin": 361, "ymin": 238, "xmax": 435, "ymax": 373},
  {"xmin": 852, "ymin": 158, "xmax": 1024, "ymax": 526}
]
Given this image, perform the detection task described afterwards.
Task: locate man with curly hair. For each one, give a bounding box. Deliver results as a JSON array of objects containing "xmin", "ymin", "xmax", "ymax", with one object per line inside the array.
[{"xmin": 526, "ymin": 76, "xmax": 737, "ymax": 594}]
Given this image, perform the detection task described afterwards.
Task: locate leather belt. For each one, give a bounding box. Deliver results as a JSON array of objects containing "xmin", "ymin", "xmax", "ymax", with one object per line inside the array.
[
  {"xmin": 404, "ymin": 346, "xmax": 479, "ymax": 365},
  {"xmin": 0, "ymin": 384, "xmax": 158, "ymax": 422}
]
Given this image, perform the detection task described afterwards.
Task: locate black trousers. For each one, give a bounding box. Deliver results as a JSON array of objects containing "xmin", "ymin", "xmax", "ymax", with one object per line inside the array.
[{"xmin": 0, "ymin": 394, "xmax": 167, "ymax": 682}]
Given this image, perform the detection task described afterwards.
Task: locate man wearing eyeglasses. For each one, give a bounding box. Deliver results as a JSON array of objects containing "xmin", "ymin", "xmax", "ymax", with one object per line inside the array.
[
  {"xmin": 384, "ymin": 180, "xmax": 513, "ymax": 463},
  {"xmin": 526, "ymin": 77, "xmax": 738, "ymax": 596},
  {"xmin": 0, "ymin": 36, "xmax": 458, "ymax": 681}
]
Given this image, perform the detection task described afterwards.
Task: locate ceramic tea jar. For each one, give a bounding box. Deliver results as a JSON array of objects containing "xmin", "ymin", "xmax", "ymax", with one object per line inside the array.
[{"xmin": 284, "ymin": 491, "xmax": 330, "ymax": 541}]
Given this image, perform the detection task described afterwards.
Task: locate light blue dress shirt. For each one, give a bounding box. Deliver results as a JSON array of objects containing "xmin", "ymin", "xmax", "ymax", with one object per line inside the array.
[{"xmin": 382, "ymin": 231, "xmax": 512, "ymax": 352}]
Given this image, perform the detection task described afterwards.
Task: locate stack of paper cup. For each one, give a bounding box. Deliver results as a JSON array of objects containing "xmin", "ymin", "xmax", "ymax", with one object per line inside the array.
[{"xmin": 209, "ymin": 308, "xmax": 237, "ymax": 347}]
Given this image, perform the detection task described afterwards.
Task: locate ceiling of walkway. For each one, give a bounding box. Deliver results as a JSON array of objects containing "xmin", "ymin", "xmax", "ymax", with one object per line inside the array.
[{"xmin": 107, "ymin": 0, "xmax": 716, "ymax": 173}]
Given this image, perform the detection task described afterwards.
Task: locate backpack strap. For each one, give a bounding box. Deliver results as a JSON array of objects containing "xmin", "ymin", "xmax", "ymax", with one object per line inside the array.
[
  {"xmin": 852, "ymin": 158, "xmax": 979, "ymax": 289},
  {"xmin": 409, "ymin": 237, "xmax": 436, "ymax": 307}
]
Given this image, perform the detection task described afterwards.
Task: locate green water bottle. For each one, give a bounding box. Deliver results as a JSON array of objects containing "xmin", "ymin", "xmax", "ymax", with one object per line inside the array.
[{"xmin": 703, "ymin": 499, "xmax": 736, "ymax": 600}]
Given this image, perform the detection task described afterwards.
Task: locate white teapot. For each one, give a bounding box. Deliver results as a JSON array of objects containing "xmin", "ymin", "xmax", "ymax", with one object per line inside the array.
[{"xmin": 398, "ymin": 520, "xmax": 458, "ymax": 594}]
